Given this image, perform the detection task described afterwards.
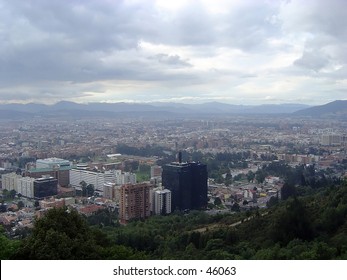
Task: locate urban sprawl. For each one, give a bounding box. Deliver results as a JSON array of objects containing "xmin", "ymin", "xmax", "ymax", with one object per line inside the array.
[{"xmin": 0, "ymin": 116, "xmax": 346, "ymax": 236}]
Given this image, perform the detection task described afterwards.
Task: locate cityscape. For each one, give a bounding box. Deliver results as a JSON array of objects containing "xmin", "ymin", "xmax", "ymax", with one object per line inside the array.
[
  {"xmin": 1, "ymin": 0, "xmax": 347, "ymax": 265},
  {"xmin": 0, "ymin": 100, "xmax": 347, "ymax": 259}
]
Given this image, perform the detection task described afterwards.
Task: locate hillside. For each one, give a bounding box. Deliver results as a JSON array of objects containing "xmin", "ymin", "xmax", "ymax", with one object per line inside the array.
[{"xmin": 295, "ymin": 100, "xmax": 347, "ymax": 118}]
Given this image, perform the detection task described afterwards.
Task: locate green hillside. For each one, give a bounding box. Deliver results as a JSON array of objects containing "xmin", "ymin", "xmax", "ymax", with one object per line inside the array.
[{"xmin": 1, "ymin": 180, "xmax": 347, "ymax": 259}]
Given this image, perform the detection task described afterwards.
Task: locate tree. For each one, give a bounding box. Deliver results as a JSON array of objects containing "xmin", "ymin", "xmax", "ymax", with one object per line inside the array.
[
  {"xmin": 225, "ymin": 171, "xmax": 232, "ymax": 186},
  {"xmin": 214, "ymin": 197, "xmax": 222, "ymax": 206},
  {"xmin": 2, "ymin": 189, "xmax": 9, "ymax": 199},
  {"xmin": 266, "ymin": 196, "xmax": 278, "ymax": 208},
  {"xmin": 0, "ymin": 226, "xmax": 20, "ymax": 259},
  {"xmin": 247, "ymin": 171, "xmax": 255, "ymax": 182},
  {"xmin": 281, "ymin": 183, "xmax": 296, "ymax": 200},
  {"xmin": 86, "ymin": 184, "xmax": 95, "ymax": 197},
  {"xmin": 270, "ymin": 198, "xmax": 313, "ymax": 244},
  {"xmin": 13, "ymin": 207, "xmax": 105, "ymax": 259},
  {"xmin": 231, "ymin": 203, "xmax": 240, "ymax": 212},
  {"xmin": 255, "ymin": 170, "xmax": 266, "ymax": 184},
  {"xmin": 17, "ymin": 201, "xmax": 25, "ymax": 209},
  {"xmin": 9, "ymin": 189, "xmax": 17, "ymax": 199}
]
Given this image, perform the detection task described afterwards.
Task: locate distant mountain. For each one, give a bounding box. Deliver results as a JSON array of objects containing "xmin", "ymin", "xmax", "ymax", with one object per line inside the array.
[
  {"xmin": 0, "ymin": 100, "xmax": 312, "ymax": 119},
  {"xmin": 243, "ymin": 103, "xmax": 311, "ymax": 114},
  {"xmin": 295, "ymin": 100, "xmax": 347, "ymax": 117},
  {"xmin": 150, "ymin": 102, "xmax": 309, "ymax": 114}
]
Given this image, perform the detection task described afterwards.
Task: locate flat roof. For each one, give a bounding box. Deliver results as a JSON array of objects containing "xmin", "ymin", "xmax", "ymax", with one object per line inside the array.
[{"xmin": 27, "ymin": 166, "xmax": 71, "ymax": 172}]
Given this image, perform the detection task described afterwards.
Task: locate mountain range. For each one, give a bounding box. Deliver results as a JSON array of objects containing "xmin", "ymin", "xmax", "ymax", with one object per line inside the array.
[{"xmin": 0, "ymin": 100, "xmax": 345, "ymax": 119}]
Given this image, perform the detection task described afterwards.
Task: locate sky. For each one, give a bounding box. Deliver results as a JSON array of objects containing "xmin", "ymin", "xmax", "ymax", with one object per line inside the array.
[{"xmin": 0, "ymin": 0, "xmax": 346, "ymax": 105}]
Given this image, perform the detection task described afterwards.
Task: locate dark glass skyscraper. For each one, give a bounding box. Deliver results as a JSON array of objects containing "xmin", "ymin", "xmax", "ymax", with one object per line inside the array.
[{"xmin": 162, "ymin": 161, "xmax": 207, "ymax": 211}]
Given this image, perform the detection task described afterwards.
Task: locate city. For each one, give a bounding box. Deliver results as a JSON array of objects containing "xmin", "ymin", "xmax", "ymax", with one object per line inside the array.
[
  {"xmin": 1, "ymin": 0, "xmax": 347, "ymax": 267},
  {"xmin": 0, "ymin": 108, "xmax": 346, "ymax": 259}
]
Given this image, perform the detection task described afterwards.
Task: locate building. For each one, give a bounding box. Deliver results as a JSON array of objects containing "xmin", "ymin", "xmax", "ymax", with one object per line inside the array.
[
  {"xmin": 153, "ymin": 189, "xmax": 172, "ymax": 215},
  {"xmin": 17, "ymin": 177, "xmax": 35, "ymax": 198},
  {"xmin": 320, "ymin": 134, "xmax": 342, "ymax": 146},
  {"xmin": 70, "ymin": 168, "xmax": 136, "ymax": 191},
  {"xmin": 25, "ymin": 166, "xmax": 70, "ymax": 187},
  {"xmin": 119, "ymin": 183, "xmax": 151, "ymax": 224},
  {"xmin": 162, "ymin": 158, "xmax": 208, "ymax": 211},
  {"xmin": 1, "ymin": 173, "xmax": 22, "ymax": 191},
  {"xmin": 33, "ymin": 176, "xmax": 58, "ymax": 199},
  {"xmin": 151, "ymin": 165, "xmax": 163, "ymax": 178},
  {"xmin": 103, "ymin": 182, "xmax": 121, "ymax": 203},
  {"xmin": 24, "ymin": 158, "xmax": 71, "ymax": 187},
  {"xmin": 36, "ymin": 158, "xmax": 71, "ymax": 169}
]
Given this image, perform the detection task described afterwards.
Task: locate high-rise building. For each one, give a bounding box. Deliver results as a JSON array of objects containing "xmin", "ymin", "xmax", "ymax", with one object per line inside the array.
[
  {"xmin": 1, "ymin": 173, "xmax": 22, "ymax": 192},
  {"xmin": 17, "ymin": 177, "xmax": 35, "ymax": 198},
  {"xmin": 119, "ymin": 183, "xmax": 151, "ymax": 224},
  {"xmin": 153, "ymin": 189, "xmax": 172, "ymax": 215},
  {"xmin": 162, "ymin": 160, "xmax": 207, "ymax": 211}
]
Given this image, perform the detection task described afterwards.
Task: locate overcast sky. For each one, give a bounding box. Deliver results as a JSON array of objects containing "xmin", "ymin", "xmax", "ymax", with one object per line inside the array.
[{"xmin": 1, "ymin": 0, "xmax": 346, "ymax": 105}]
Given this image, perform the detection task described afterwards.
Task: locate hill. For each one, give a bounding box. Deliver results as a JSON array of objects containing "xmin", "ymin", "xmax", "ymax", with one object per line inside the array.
[
  {"xmin": 295, "ymin": 100, "xmax": 347, "ymax": 118},
  {"xmin": 0, "ymin": 101, "xmax": 311, "ymax": 119}
]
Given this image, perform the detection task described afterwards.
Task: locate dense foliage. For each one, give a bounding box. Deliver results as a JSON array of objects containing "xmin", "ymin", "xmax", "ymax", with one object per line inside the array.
[
  {"xmin": 104, "ymin": 182, "xmax": 347, "ymax": 259},
  {"xmin": 2, "ymin": 181, "xmax": 347, "ymax": 260},
  {"xmin": 11, "ymin": 208, "xmax": 144, "ymax": 259}
]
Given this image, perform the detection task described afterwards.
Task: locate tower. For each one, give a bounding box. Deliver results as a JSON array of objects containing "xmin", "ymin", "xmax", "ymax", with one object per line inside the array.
[
  {"xmin": 119, "ymin": 183, "xmax": 151, "ymax": 223},
  {"xmin": 162, "ymin": 158, "xmax": 207, "ymax": 211}
]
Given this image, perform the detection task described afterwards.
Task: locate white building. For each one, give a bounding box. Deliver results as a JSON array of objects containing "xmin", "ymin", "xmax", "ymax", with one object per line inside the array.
[
  {"xmin": 36, "ymin": 158, "xmax": 71, "ymax": 169},
  {"xmin": 153, "ymin": 189, "xmax": 172, "ymax": 215},
  {"xmin": 70, "ymin": 169, "xmax": 136, "ymax": 191},
  {"xmin": 70, "ymin": 169, "xmax": 106, "ymax": 190},
  {"xmin": 17, "ymin": 177, "xmax": 35, "ymax": 198},
  {"xmin": 2, "ymin": 173, "xmax": 22, "ymax": 192}
]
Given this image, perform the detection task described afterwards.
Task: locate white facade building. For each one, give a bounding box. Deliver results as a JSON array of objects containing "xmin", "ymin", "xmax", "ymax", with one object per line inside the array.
[
  {"xmin": 70, "ymin": 169, "xmax": 136, "ymax": 191},
  {"xmin": 17, "ymin": 177, "xmax": 35, "ymax": 198},
  {"xmin": 2, "ymin": 173, "xmax": 22, "ymax": 192},
  {"xmin": 153, "ymin": 189, "xmax": 172, "ymax": 215}
]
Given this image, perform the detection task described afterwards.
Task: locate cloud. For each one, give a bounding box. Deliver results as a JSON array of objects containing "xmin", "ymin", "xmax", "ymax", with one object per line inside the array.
[
  {"xmin": 294, "ymin": 50, "xmax": 330, "ymax": 72},
  {"xmin": 149, "ymin": 53, "xmax": 191, "ymax": 67},
  {"xmin": 0, "ymin": 0, "xmax": 346, "ymax": 105}
]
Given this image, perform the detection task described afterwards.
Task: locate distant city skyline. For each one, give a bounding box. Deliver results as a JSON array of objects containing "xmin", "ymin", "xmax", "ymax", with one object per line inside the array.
[{"xmin": 1, "ymin": 0, "xmax": 346, "ymax": 106}]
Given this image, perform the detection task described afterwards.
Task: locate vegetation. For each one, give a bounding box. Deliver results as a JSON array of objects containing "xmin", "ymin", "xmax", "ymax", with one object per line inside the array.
[
  {"xmin": 135, "ymin": 164, "xmax": 151, "ymax": 182},
  {"xmin": 11, "ymin": 207, "xmax": 144, "ymax": 259},
  {"xmin": 0, "ymin": 154, "xmax": 347, "ymax": 259},
  {"xmin": 116, "ymin": 144, "xmax": 167, "ymax": 158},
  {"xmin": 1, "ymin": 178, "xmax": 347, "ymax": 260},
  {"xmin": 0, "ymin": 226, "xmax": 20, "ymax": 259}
]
